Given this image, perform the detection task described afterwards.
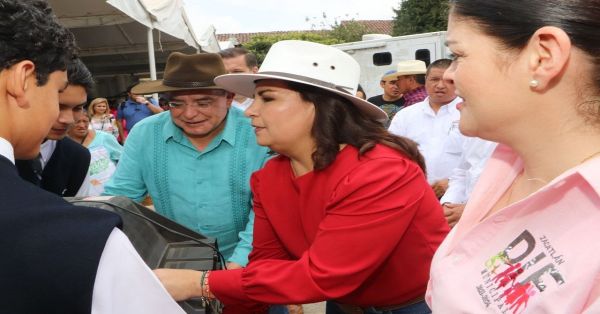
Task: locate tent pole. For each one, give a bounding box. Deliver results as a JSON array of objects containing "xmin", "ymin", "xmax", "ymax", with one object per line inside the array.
[{"xmin": 147, "ymin": 27, "xmax": 158, "ymax": 99}]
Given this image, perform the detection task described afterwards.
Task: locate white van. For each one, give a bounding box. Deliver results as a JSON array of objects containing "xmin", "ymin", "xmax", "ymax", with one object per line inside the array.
[{"xmin": 332, "ymin": 31, "xmax": 449, "ymax": 98}]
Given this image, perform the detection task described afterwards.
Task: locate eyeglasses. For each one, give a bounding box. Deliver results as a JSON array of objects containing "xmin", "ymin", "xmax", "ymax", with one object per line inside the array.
[{"xmin": 168, "ymin": 97, "xmax": 223, "ymax": 110}]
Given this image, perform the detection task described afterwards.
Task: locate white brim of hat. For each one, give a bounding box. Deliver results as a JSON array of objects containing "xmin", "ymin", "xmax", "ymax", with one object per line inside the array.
[
  {"xmin": 215, "ymin": 73, "xmax": 388, "ymax": 123},
  {"xmin": 382, "ymin": 70, "xmax": 426, "ymax": 81}
]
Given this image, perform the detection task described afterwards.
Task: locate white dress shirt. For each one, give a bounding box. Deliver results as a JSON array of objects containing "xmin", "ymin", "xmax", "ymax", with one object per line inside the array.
[
  {"xmin": 0, "ymin": 137, "xmax": 14, "ymax": 164},
  {"xmin": 440, "ymin": 137, "xmax": 497, "ymax": 204},
  {"xmin": 388, "ymin": 97, "xmax": 465, "ymax": 183},
  {"xmin": 92, "ymin": 229, "xmax": 185, "ymax": 314},
  {"xmin": 39, "ymin": 139, "xmax": 57, "ymax": 169},
  {"xmin": 0, "ymin": 137, "xmax": 184, "ymax": 314}
]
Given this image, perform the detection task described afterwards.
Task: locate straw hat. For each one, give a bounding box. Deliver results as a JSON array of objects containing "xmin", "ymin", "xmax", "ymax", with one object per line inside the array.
[
  {"xmin": 382, "ymin": 60, "xmax": 427, "ymax": 81},
  {"xmin": 214, "ymin": 40, "xmax": 387, "ymax": 122}
]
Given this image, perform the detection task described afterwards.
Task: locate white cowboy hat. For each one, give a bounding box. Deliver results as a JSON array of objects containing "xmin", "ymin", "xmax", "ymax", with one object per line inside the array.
[
  {"xmin": 214, "ymin": 40, "xmax": 388, "ymax": 122},
  {"xmin": 382, "ymin": 60, "xmax": 427, "ymax": 81}
]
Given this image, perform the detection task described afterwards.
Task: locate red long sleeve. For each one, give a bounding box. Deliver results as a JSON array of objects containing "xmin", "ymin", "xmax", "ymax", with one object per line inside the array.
[{"xmin": 210, "ymin": 144, "xmax": 449, "ymax": 312}]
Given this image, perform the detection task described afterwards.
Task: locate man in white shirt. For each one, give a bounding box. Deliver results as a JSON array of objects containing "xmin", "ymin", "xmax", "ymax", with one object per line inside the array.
[
  {"xmin": 389, "ymin": 59, "xmax": 465, "ymax": 198},
  {"xmin": 0, "ymin": 1, "xmax": 183, "ymax": 313},
  {"xmin": 218, "ymin": 47, "xmax": 259, "ymax": 111},
  {"xmin": 440, "ymin": 137, "xmax": 497, "ymax": 227}
]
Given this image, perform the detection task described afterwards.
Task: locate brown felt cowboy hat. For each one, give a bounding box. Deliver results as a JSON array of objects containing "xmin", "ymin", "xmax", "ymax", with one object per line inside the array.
[{"xmin": 131, "ymin": 52, "xmax": 227, "ymax": 94}]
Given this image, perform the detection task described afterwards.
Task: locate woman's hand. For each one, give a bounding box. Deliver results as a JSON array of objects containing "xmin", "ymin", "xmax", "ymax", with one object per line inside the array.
[{"xmin": 153, "ymin": 268, "xmax": 203, "ymax": 301}]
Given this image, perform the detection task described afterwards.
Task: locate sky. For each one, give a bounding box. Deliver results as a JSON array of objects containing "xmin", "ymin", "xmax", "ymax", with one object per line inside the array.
[{"xmin": 184, "ymin": 0, "xmax": 400, "ymax": 34}]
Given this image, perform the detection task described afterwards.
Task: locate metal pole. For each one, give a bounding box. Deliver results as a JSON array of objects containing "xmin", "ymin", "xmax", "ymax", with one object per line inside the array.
[
  {"xmin": 147, "ymin": 27, "xmax": 158, "ymax": 99},
  {"xmin": 147, "ymin": 27, "xmax": 157, "ymax": 80}
]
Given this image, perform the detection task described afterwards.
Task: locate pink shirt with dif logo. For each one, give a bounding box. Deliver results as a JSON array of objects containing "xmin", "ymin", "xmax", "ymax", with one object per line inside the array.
[{"xmin": 426, "ymin": 144, "xmax": 600, "ymax": 313}]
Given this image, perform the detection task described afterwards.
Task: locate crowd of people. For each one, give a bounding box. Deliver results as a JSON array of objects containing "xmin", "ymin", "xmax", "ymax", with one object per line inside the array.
[{"xmin": 1, "ymin": 0, "xmax": 599, "ymax": 313}]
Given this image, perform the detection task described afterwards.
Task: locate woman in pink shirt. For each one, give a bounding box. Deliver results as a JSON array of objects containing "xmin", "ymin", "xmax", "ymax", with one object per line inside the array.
[{"xmin": 426, "ymin": 0, "xmax": 600, "ymax": 313}]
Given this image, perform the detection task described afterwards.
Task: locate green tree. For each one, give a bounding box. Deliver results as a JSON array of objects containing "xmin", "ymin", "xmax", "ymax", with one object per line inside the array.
[
  {"xmin": 244, "ymin": 32, "xmax": 339, "ymax": 65},
  {"xmin": 392, "ymin": 0, "xmax": 449, "ymax": 36},
  {"xmin": 243, "ymin": 14, "xmax": 369, "ymax": 65},
  {"xmin": 329, "ymin": 20, "xmax": 368, "ymax": 43}
]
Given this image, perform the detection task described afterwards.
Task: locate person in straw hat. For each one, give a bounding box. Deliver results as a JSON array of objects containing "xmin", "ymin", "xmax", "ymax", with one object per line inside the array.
[
  {"xmin": 383, "ymin": 60, "xmax": 428, "ymax": 107},
  {"xmin": 103, "ymin": 52, "xmax": 270, "ymax": 269},
  {"xmin": 154, "ymin": 40, "xmax": 448, "ymax": 314}
]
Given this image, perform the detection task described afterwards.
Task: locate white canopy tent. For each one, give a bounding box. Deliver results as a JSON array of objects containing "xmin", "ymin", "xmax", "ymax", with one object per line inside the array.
[
  {"xmin": 107, "ymin": 0, "xmax": 219, "ymax": 79},
  {"xmin": 48, "ymin": 0, "xmax": 220, "ymax": 97}
]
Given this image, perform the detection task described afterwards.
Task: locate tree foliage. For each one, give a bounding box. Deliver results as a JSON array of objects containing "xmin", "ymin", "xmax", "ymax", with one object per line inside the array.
[
  {"xmin": 244, "ymin": 20, "xmax": 367, "ymax": 65},
  {"xmin": 392, "ymin": 0, "xmax": 449, "ymax": 36},
  {"xmin": 244, "ymin": 32, "xmax": 337, "ymax": 65},
  {"xmin": 329, "ymin": 20, "xmax": 368, "ymax": 43}
]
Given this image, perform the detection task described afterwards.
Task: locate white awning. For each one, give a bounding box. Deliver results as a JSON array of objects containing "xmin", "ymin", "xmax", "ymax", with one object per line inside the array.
[
  {"xmin": 107, "ymin": 0, "xmax": 221, "ymax": 51},
  {"xmin": 47, "ymin": 0, "xmax": 221, "ymax": 97},
  {"xmin": 49, "ymin": 0, "xmax": 219, "ymax": 53}
]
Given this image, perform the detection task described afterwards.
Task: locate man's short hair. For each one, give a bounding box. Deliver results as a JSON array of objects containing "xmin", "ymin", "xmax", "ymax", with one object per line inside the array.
[
  {"xmin": 0, "ymin": 0, "xmax": 77, "ymax": 86},
  {"xmin": 67, "ymin": 59, "xmax": 94, "ymax": 95},
  {"xmin": 218, "ymin": 47, "xmax": 258, "ymax": 68},
  {"xmin": 426, "ymin": 59, "xmax": 453, "ymax": 77}
]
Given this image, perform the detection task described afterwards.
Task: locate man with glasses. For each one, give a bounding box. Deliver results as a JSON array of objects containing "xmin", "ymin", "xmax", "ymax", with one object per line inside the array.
[
  {"xmin": 104, "ymin": 52, "xmax": 269, "ymax": 269},
  {"xmin": 367, "ymin": 69, "xmax": 405, "ymax": 122}
]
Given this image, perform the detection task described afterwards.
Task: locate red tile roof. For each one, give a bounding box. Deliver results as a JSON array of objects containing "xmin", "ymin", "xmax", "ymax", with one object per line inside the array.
[
  {"xmin": 216, "ymin": 20, "xmax": 393, "ymax": 45},
  {"xmin": 216, "ymin": 30, "xmax": 322, "ymax": 45},
  {"xmin": 341, "ymin": 19, "xmax": 393, "ymax": 35}
]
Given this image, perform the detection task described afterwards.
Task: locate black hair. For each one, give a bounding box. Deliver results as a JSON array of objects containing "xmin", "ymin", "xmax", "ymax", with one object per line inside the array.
[
  {"xmin": 415, "ymin": 74, "xmax": 426, "ymax": 85},
  {"xmin": 0, "ymin": 0, "xmax": 77, "ymax": 85},
  {"xmin": 218, "ymin": 47, "xmax": 258, "ymax": 68},
  {"xmin": 356, "ymin": 84, "xmax": 367, "ymax": 99},
  {"xmin": 286, "ymin": 81, "xmax": 426, "ymax": 173},
  {"xmin": 67, "ymin": 59, "xmax": 94, "ymax": 95},
  {"xmin": 450, "ymin": 0, "xmax": 600, "ymax": 91},
  {"xmin": 426, "ymin": 58, "xmax": 453, "ymax": 77}
]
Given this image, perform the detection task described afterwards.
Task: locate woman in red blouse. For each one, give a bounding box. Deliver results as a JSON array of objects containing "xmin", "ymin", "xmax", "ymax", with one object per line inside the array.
[{"xmin": 154, "ymin": 40, "xmax": 449, "ymax": 314}]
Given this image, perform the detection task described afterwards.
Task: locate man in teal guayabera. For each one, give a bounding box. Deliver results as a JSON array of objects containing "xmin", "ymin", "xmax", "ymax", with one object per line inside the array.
[{"xmin": 104, "ymin": 52, "xmax": 269, "ymax": 268}]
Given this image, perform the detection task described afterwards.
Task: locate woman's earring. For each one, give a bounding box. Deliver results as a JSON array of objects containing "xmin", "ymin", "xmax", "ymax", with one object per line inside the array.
[{"xmin": 529, "ymin": 79, "xmax": 540, "ymax": 88}]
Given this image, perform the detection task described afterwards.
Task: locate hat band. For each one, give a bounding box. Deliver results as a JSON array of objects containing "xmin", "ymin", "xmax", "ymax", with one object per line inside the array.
[
  {"xmin": 259, "ymin": 71, "xmax": 353, "ymax": 95},
  {"xmin": 162, "ymin": 79, "xmax": 215, "ymax": 88}
]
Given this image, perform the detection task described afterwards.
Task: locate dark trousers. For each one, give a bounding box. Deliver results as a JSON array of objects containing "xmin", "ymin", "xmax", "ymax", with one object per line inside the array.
[{"xmin": 326, "ymin": 301, "xmax": 431, "ymax": 314}]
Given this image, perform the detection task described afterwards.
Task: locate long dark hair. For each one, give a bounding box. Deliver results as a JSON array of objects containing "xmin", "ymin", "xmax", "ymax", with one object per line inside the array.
[
  {"xmin": 450, "ymin": 0, "xmax": 600, "ymax": 92},
  {"xmin": 286, "ymin": 81, "xmax": 426, "ymax": 172}
]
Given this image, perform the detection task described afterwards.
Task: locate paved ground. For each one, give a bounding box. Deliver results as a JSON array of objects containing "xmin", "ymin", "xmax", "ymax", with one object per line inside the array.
[{"xmin": 303, "ymin": 302, "xmax": 325, "ymax": 314}]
